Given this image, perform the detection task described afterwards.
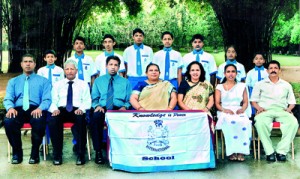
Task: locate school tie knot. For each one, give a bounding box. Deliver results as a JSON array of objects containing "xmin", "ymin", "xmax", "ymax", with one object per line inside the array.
[
  {"xmin": 46, "ymin": 64, "xmax": 55, "ymax": 69},
  {"xmin": 226, "ymin": 59, "xmax": 237, "ymax": 65},
  {"xmin": 255, "ymin": 66, "xmax": 264, "ymax": 71},
  {"xmin": 163, "ymin": 47, "xmax": 172, "ymax": 52},
  {"xmin": 134, "ymin": 44, "xmax": 144, "ymax": 50},
  {"xmin": 105, "ymin": 51, "xmax": 114, "ymax": 57},
  {"xmin": 193, "ymin": 49, "xmax": 203, "ymax": 55}
]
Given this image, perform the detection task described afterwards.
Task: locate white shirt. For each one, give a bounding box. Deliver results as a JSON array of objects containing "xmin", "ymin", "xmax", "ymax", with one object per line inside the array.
[
  {"xmin": 152, "ymin": 49, "xmax": 183, "ymax": 80},
  {"xmin": 245, "ymin": 67, "xmax": 269, "ymax": 88},
  {"xmin": 182, "ymin": 51, "xmax": 217, "ymax": 82},
  {"xmin": 94, "ymin": 52, "xmax": 125, "ymax": 76},
  {"xmin": 49, "ymin": 78, "xmax": 91, "ymax": 113},
  {"xmin": 217, "ymin": 61, "xmax": 246, "ymax": 82},
  {"xmin": 37, "ymin": 65, "xmax": 64, "ymax": 85},
  {"xmin": 123, "ymin": 44, "xmax": 153, "ymax": 77}
]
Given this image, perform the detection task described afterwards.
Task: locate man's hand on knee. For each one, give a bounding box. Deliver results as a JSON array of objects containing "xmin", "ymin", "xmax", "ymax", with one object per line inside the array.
[
  {"xmin": 6, "ymin": 108, "xmax": 18, "ymax": 118},
  {"xmin": 31, "ymin": 108, "xmax": 42, "ymax": 118}
]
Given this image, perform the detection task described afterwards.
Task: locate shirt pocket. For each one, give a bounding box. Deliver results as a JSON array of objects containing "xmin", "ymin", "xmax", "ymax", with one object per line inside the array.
[{"xmin": 83, "ymin": 63, "xmax": 90, "ymax": 71}]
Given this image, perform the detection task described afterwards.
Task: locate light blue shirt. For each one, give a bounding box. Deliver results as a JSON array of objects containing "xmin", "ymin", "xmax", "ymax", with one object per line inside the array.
[
  {"xmin": 217, "ymin": 60, "xmax": 246, "ymax": 82},
  {"xmin": 92, "ymin": 74, "xmax": 132, "ymax": 109},
  {"xmin": 3, "ymin": 73, "xmax": 52, "ymax": 111}
]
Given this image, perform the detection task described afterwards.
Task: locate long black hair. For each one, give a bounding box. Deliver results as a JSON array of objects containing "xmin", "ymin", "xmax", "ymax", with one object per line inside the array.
[
  {"xmin": 184, "ymin": 61, "xmax": 206, "ymax": 82},
  {"xmin": 221, "ymin": 64, "xmax": 237, "ymax": 84}
]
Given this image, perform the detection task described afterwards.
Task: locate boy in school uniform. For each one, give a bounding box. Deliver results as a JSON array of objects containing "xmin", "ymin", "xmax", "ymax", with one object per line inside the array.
[
  {"xmin": 182, "ymin": 34, "xmax": 217, "ymax": 86},
  {"xmin": 152, "ymin": 31, "xmax": 183, "ymax": 89},
  {"xmin": 37, "ymin": 50, "xmax": 64, "ymax": 85},
  {"xmin": 123, "ymin": 28, "xmax": 153, "ymax": 88},
  {"xmin": 95, "ymin": 34, "xmax": 125, "ymax": 77}
]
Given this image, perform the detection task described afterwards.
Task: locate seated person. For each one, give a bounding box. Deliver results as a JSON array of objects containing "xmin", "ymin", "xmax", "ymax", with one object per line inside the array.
[
  {"xmin": 251, "ymin": 60, "xmax": 299, "ymax": 162},
  {"xmin": 130, "ymin": 63, "xmax": 177, "ymax": 110},
  {"xmin": 48, "ymin": 60, "xmax": 91, "ymax": 165}
]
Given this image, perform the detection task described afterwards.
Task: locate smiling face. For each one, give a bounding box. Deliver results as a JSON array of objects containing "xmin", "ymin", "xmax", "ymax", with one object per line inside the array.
[
  {"xmin": 21, "ymin": 57, "xmax": 36, "ymax": 75},
  {"xmin": 189, "ymin": 64, "xmax": 201, "ymax": 82},
  {"xmin": 162, "ymin": 34, "xmax": 173, "ymax": 48},
  {"xmin": 226, "ymin": 47, "xmax": 237, "ymax": 60},
  {"xmin": 224, "ymin": 65, "xmax": 237, "ymax": 81},
  {"xmin": 253, "ymin": 54, "xmax": 265, "ymax": 67},
  {"xmin": 44, "ymin": 54, "xmax": 57, "ymax": 65},
  {"xmin": 192, "ymin": 39, "xmax": 204, "ymax": 51},
  {"xmin": 146, "ymin": 64, "xmax": 160, "ymax": 81}
]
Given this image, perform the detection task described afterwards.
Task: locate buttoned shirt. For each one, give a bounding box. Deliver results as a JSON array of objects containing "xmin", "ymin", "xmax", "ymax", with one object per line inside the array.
[
  {"xmin": 245, "ymin": 67, "xmax": 269, "ymax": 88},
  {"xmin": 250, "ymin": 78, "xmax": 296, "ymax": 110},
  {"xmin": 92, "ymin": 74, "xmax": 132, "ymax": 109},
  {"xmin": 4, "ymin": 73, "xmax": 52, "ymax": 111},
  {"xmin": 217, "ymin": 61, "xmax": 246, "ymax": 82},
  {"xmin": 37, "ymin": 65, "xmax": 64, "ymax": 85},
  {"xmin": 49, "ymin": 78, "xmax": 91, "ymax": 113},
  {"xmin": 94, "ymin": 52, "xmax": 125, "ymax": 76}
]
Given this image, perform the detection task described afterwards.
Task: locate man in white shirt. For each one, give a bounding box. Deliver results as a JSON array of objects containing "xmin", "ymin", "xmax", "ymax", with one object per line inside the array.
[{"xmin": 48, "ymin": 60, "xmax": 91, "ymax": 165}]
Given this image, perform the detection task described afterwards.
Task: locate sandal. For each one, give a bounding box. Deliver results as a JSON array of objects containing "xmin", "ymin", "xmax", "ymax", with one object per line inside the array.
[
  {"xmin": 237, "ymin": 154, "xmax": 245, "ymax": 162},
  {"xmin": 228, "ymin": 154, "xmax": 237, "ymax": 161}
]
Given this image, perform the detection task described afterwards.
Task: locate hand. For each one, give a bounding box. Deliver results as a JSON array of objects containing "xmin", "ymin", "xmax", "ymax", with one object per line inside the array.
[
  {"xmin": 256, "ymin": 107, "xmax": 266, "ymax": 114},
  {"xmin": 137, "ymin": 107, "xmax": 145, "ymax": 110},
  {"xmin": 94, "ymin": 106, "xmax": 105, "ymax": 113},
  {"xmin": 31, "ymin": 108, "xmax": 43, "ymax": 118},
  {"xmin": 167, "ymin": 107, "xmax": 173, "ymax": 110},
  {"xmin": 286, "ymin": 108, "xmax": 293, "ymax": 113},
  {"xmin": 119, "ymin": 107, "xmax": 126, "ymax": 111},
  {"xmin": 203, "ymin": 108, "xmax": 209, "ymax": 112},
  {"xmin": 52, "ymin": 110, "xmax": 60, "ymax": 116},
  {"xmin": 74, "ymin": 109, "xmax": 83, "ymax": 115},
  {"xmin": 6, "ymin": 108, "xmax": 18, "ymax": 118},
  {"xmin": 236, "ymin": 108, "xmax": 244, "ymax": 114},
  {"xmin": 223, "ymin": 108, "xmax": 234, "ymax": 115}
]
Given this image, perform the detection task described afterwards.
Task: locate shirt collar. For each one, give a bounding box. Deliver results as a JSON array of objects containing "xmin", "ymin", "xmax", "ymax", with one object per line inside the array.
[
  {"xmin": 255, "ymin": 66, "xmax": 264, "ymax": 71},
  {"xmin": 226, "ymin": 59, "xmax": 237, "ymax": 65},
  {"xmin": 75, "ymin": 53, "xmax": 85, "ymax": 59},
  {"xmin": 22, "ymin": 72, "xmax": 35, "ymax": 79},
  {"xmin": 193, "ymin": 49, "xmax": 203, "ymax": 55},
  {"xmin": 105, "ymin": 73, "xmax": 118, "ymax": 80},
  {"xmin": 104, "ymin": 51, "xmax": 114, "ymax": 57},
  {"xmin": 265, "ymin": 77, "xmax": 283, "ymax": 84},
  {"xmin": 134, "ymin": 43, "xmax": 144, "ymax": 50},
  {"xmin": 46, "ymin": 64, "xmax": 55, "ymax": 69},
  {"xmin": 163, "ymin": 47, "xmax": 172, "ymax": 52}
]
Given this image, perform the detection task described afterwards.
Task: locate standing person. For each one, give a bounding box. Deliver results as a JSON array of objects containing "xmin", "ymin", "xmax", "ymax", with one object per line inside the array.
[
  {"xmin": 95, "ymin": 34, "xmax": 125, "ymax": 77},
  {"xmin": 123, "ymin": 28, "xmax": 153, "ymax": 88},
  {"xmin": 48, "ymin": 60, "xmax": 91, "ymax": 165},
  {"xmin": 215, "ymin": 64, "xmax": 252, "ymax": 162},
  {"xmin": 216, "ymin": 45, "xmax": 246, "ymax": 84},
  {"xmin": 3, "ymin": 54, "xmax": 51, "ymax": 164},
  {"xmin": 182, "ymin": 34, "xmax": 217, "ymax": 86},
  {"xmin": 152, "ymin": 31, "xmax": 183, "ymax": 89},
  {"xmin": 91, "ymin": 56, "xmax": 132, "ymax": 164},
  {"xmin": 251, "ymin": 60, "xmax": 298, "ymax": 162},
  {"xmin": 37, "ymin": 50, "xmax": 64, "ymax": 85}
]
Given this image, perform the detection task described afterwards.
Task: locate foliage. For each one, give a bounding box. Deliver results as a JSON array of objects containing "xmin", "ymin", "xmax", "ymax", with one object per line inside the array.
[{"xmin": 291, "ymin": 83, "xmax": 300, "ymax": 104}]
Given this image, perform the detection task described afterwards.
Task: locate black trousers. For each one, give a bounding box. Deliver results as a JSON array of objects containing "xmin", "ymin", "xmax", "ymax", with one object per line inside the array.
[
  {"xmin": 48, "ymin": 107, "xmax": 87, "ymax": 157},
  {"xmin": 4, "ymin": 106, "xmax": 47, "ymax": 157}
]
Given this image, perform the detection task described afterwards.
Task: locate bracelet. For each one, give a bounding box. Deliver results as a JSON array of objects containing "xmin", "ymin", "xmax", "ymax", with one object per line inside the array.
[{"xmin": 205, "ymin": 106, "xmax": 210, "ymax": 110}]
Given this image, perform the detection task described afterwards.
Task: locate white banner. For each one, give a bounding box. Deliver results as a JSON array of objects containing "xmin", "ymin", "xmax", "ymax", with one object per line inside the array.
[{"xmin": 106, "ymin": 111, "xmax": 215, "ymax": 172}]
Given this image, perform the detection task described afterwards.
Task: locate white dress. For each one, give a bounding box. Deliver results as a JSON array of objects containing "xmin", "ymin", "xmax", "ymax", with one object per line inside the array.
[{"xmin": 216, "ymin": 83, "xmax": 252, "ymax": 156}]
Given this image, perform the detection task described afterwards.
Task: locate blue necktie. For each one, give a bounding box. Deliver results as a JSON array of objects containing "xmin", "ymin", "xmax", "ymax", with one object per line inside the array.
[
  {"xmin": 164, "ymin": 47, "xmax": 172, "ymax": 80},
  {"xmin": 255, "ymin": 66, "xmax": 264, "ymax": 81},
  {"xmin": 75, "ymin": 54, "xmax": 84, "ymax": 80},
  {"xmin": 106, "ymin": 77, "xmax": 114, "ymax": 110},
  {"xmin": 105, "ymin": 51, "xmax": 114, "ymax": 57},
  {"xmin": 226, "ymin": 59, "xmax": 237, "ymax": 65},
  {"xmin": 134, "ymin": 44, "xmax": 143, "ymax": 76},
  {"xmin": 193, "ymin": 49, "xmax": 203, "ymax": 62},
  {"xmin": 66, "ymin": 81, "xmax": 73, "ymax": 112},
  {"xmin": 23, "ymin": 76, "xmax": 30, "ymax": 111},
  {"xmin": 46, "ymin": 64, "xmax": 55, "ymax": 84}
]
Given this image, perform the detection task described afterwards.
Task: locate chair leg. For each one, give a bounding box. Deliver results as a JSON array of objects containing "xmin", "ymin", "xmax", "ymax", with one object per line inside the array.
[
  {"xmin": 291, "ymin": 141, "xmax": 295, "ymax": 160},
  {"xmin": 7, "ymin": 141, "xmax": 11, "ymax": 163},
  {"xmin": 257, "ymin": 136, "xmax": 260, "ymax": 160},
  {"xmin": 43, "ymin": 136, "xmax": 46, "ymax": 161},
  {"xmin": 86, "ymin": 130, "xmax": 91, "ymax": 161},
  {"xmin": 252, "ymin": 127, "xmax": 256, "ymax": 159},
  {"xmin": 221, "ymin": 131, "xmax": 224, "ymax": 159},
  {"xmin": 216, "ymin": 130, "xmax": 219, "ymax": 159}
]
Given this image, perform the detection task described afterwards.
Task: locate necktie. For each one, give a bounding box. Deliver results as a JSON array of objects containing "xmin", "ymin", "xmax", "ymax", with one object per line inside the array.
[
  {"xmin": 105, "ymin": 51, "xmax": 114, "ymax": 57},
  {"xmin": 164, "ymin": 47, "xmax": 172, "ymax": 80},
  {"xmin": 66, "ymin": 81, "xmax": 74, "ymax": 112},
  {"xmin": 226, "ymin": 59, "xmax": 237, "ymax": 65},
  {"xmin": 75, "ymin": 54, "xmax": 84, "ymax": 80},
  {"xmin": 106, "ymin": 77, "xmax": 114, "ymax": 110},
  {"xmin": 134, "ymin": 44, "xmax": 143, "ymax": 76},
  {"xmin": 255, "ymin": 66, "xmax": 264, "ymax": 81},
  {"xmin": 23, "ymin": 76, "xmax": 30, "ymax": 111},
  {"xmin": 193, "ymin": 49, "xmax": 203, "ymax": 62},
  {"xmin": 46, "ymin": 64, "xmax": 55, "ymax": 84}
]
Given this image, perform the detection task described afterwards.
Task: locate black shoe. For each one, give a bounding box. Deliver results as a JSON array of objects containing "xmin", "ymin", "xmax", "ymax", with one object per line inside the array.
[
  {"xmin": 11, "ymin": 154, "xmax": 23, "ymax": 164},
  {"xmin": 76, "ymin": 155, "xmax": 85, "ymax": 165},
  {"xmin": 95, "ymin": 151, "xmax": 105, "ymax": 164},
  {"xmin": 266, "ymin": 152, "xmax": 276, "ymax": 162},
  {"xmin": 276, "ymin": 153, "xmax": 286, "ymax": 162},
  {"xmin": 53, "ymin": 156, "xmax": 62, "ymax": 165},
  {"xmin": 29, "ymin": 157, "xmax": 40, "ymax": 164}
]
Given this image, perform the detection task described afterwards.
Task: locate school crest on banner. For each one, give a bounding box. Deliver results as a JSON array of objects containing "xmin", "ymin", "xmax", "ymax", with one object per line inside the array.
[{"xmin": 146, "ymin": 120, "xmax": 169, "ymax": 152}]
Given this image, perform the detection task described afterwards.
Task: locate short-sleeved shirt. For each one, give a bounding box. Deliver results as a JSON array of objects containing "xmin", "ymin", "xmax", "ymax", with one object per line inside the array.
[
  {"xmin": 182, "ymin": 51, "xmax": 217, "ymax": 82},
  {"xmin": 37, "ymin": 65, "xmax": 64, "ymax": 85},
  {"xmin": 94, "ymin": 52, "xmax": 125, "ymax": 76},
  {"xmin": 250, "ymin": 78, "xmax": 296, "ymax": 110},
  {"xmin": 217, "ymin": 61, "xmax": 246, "ymax": 82},
  {"xmin": 123, "ymin": 44, "xmax": 153, "ymax": 77},
  {"xmin": 245, "ymin": 67, "xmax": 269, "ymax": 88},
  {"xmin": 152, "ymin": 49, "xmax": 183, "ymax": 80}
]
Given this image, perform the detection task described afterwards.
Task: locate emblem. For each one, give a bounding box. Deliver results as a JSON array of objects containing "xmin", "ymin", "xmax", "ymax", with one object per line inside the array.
[{"xmin": 146, "ymin": 120, "xmax": 170, "ymax": 152}]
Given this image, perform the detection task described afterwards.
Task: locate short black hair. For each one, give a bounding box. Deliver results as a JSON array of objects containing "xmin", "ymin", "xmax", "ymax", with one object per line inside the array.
[
  {"xmin": 161, "ymin": 31, "xmax": 173, "ymax": 39},
  {"xmin": 184, "ymin": 61, "xmax": 205, "ymax": 82},
  {"xmin": 146, "ymin": 63, "xmax": 160, "ymax": 73},
  {"xmin": 190, "ymin": 34, "xmax": 204, "ymax": 43},
  {"xmin": 44, "ymin": 50, "xmax": 56, "ymax": 57},
  {"xmin": 106, "ymin": 56, "xmax": 121, "ymax": 66},
  {"xmin": 253, "ymin": 52, "xmax": 266, "ymax": 59},
  {"xmin": 132, "ymin": 28, "xmax": 145, "ymax": 36},
  {"xmin": 102, "ymin": 34, "xmax": 115, "ymax": 42},
  {"xmin": 74, "ymin": 36, "xmax": 85, "ymax": 44},
  {"xmin": 22, "ymin": 53, "xmax": 36, "ymax": 63},
  {"xmin": 267, "ymin": 60, "xmax": 281, "ymax": 69}
]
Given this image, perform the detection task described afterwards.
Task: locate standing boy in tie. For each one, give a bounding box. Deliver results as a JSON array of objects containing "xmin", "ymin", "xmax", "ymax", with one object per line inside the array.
[
  {"xmin": 3, "ymin": 54, "xmax": 51, "ymax": 164},
  {"xmin": 182, "ymin": 34, "xmax": 217, "ymax": 86},
  {"xmin": 90, "ymin": 56, "xmax": 132, "ymax": 164},
  {"xmin": 123, "ymin": 28, "xmax": 153, "ymax": 88},
  {"xmin": 152, "ymin": 31, "xmax": 183, "ymax": 89}
]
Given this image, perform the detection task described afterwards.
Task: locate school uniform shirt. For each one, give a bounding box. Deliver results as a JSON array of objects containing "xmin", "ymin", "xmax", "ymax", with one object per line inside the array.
[
  {"xmin": 94, "ymin": 51, "xmax": 125, "ymax": 76},
  {"xmin": 67, "ymin": 54, "xmax": 98, "ymax": 83},
  {"xmin": 37, "ymin": 65, "xmax": 64, "ymax": 85},
  {"xmin": 123, "ymin": 44, "xmax": 153, "ymax": 77},
  {"xmin": 48, "ymin": 78, "xmax": 91, "ymax": 113},
  {"xmin": 216, "ymin": 60, "xmax": 246, "ymax": 82},
  {"xmin": 182, "ymin": 50, "xmax": 217, "ymax": 82},
  {"xmin": 245, "ymin": 67, "xmax": 269, "ymax": 88},
  {"xmin": 152, "ymin": 49, "xmax": 183, "ymax": 80}
]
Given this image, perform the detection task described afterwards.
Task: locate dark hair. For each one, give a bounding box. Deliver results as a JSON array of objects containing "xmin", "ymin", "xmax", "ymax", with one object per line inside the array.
[
  {"xmin": 190, "ymin": 34, "xmax": 204, "ymax": 43},
  {"xmin": 221, "ymin": 64, "xmax": 237, "ymax": 83},
  {"xmin": 132, "ymin": 28, "xmax": 144, "ymax": 36},
  {"xmin": 161, "ymin": 31, "xmax": 173, "ymax": 39},
  {"xmin": 225, "ymin": 45, "xmax": 237, "ymax": 60},
  {"xmin": 267, "ymin": 60, "xmax": 281, "ymax": 69},
  {"xmin": 253, "ymin": 52, "xmax": 266, "ymax": 59},
  {"xmin": 102, "ymin": 34, "xmax": 115, "ymax": 42},
  {"xmin": 106, "ymin": 56, "xmax": 121, "ymax": 66},
  {"xmin": 74, "ymin": 36, "xmax": 85, "ymax": 44},
  {"xmin": 146, "ymin": 63, "xmax": 160, "ymax": 73},
  {"xmin": 22, "ymin": 53, "xmax": 36, "ymax": 63},
  {"xmin": 184, "ymin": 61, "xmax": 205, "ymax": 82},
  {"xmin": 44, "ymin": 50, "xmax": 56, "ymax": 57}
]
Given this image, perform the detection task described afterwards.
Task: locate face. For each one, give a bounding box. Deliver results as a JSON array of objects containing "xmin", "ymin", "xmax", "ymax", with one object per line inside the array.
[
  {"xmin": 103, "ymin": 38, "xmax": 115, "ymax": 52},
  {"xmin": 73, "ymin": 40, "xmax": 85, "ymax": 53},
  {"xmin": 267, "ymin": 63, "xmax": 280, "ymax": 77},
  {"xmin": 224, "ymin": 66, "xmax": 237, "ymax": 81},
  {"xmin": 106, "ymin": 59, "xmax": 120, "ymax": 75},
  {"xmin": 189, "ymin": 64, "xmax": 201, "ymax": 81},
  {"xmin": 21, "ymin": 57, "xmax": 36, "ymax": 74},
  {"xmin": 146, "ymin": 65, "xmax": 160, "ymax": 81},
  {"xmin": 192, "ymin": 39, "xmax": 204, "ymax": 51},
  {"xmin": 64, "ymin": 63, "xmax": 78, "ymax": 80},
  {"xmin": 226, "ymin": 47, "xmax": 237, "ymax": 60},
  {"xmin": 162, "ymin": 34, "xmax": 173, "ymax": 48},
  {"xmin": 44, "ymin": 54, "xmax": 57, "ymax": 65},
  {"xmin": 253, "ymin": 54, "xmax": 265, "ymax": 67},
  {"xmin": 132, "ymin": 32, "xmax": 144, "ymax": 45}
]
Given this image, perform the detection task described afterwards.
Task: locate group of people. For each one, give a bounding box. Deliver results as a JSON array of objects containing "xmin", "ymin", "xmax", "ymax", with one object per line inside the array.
[{"xmin": 3, "ymin": 28, "xmax": 298, "ymax": 168}]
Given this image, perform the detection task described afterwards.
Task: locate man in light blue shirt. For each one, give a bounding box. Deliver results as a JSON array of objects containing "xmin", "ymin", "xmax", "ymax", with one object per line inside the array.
[
  {"xmin": 90, "ymin": 56, "xmax": 131, "ymax": 164},
  {"xmin": 4, "ymin": 54, "xmax": 51, "ymax": 164}
]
